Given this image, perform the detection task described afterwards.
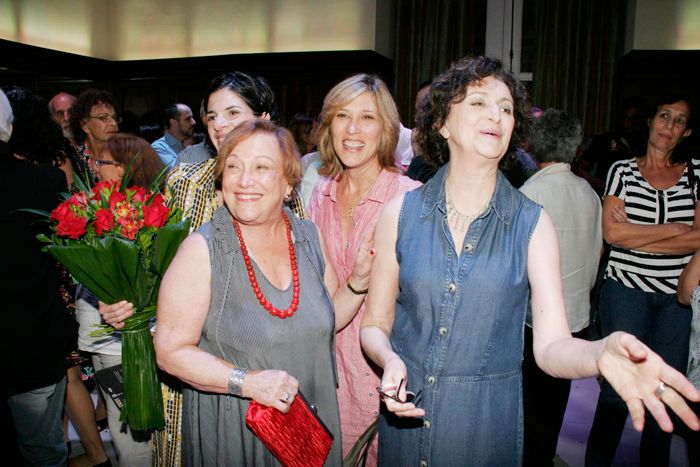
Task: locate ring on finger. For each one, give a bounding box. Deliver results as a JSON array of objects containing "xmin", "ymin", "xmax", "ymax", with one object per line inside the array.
[
  {"xmin": 283, "ymin": 392, "xmax": 292, "ymax": 403},
  {"xmin": 655, "ymin": 382, "xmax": 668, "ymax": 398}
]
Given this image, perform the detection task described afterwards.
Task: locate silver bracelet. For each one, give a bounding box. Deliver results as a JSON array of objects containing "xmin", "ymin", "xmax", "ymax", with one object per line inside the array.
[{"xmin": 228, "ymin": 368, "xmax": 247, "ymax": 396}]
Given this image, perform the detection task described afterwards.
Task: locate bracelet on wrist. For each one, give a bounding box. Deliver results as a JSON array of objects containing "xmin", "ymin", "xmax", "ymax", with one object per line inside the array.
[
  {"xmin": 228, "ymin": 368, "xmax": 247, "ymax": 396},
  {"xmin": 346, "ymin": 279, "xmax": 368, "ymax": 295}
]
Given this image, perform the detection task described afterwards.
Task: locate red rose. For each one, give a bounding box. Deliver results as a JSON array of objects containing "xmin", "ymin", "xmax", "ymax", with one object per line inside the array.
[
  {"xmin": 146, "ymin": 192, "xmax": 165, "ymax": 204},
  {"xmin": 67, "ymin": 192, "xmax": 88, "ymax": 209},
  {"xmin": 49, "ymin": 200, "xmax": 75, "ymax": 223},
  {"xmin": 143, "ymin": 201, "xmax": 170, "ymax": 228},
  {"xmin": 109, "ymin": 191, "xmax": 126, "ymax": 210},
  {"xmin": 93, "ymin": 209, "xmax": 115, "ymax": 236},
  {"xmin": 56, "ymin": 215, "xmax": 88, "ymax": 239},
  {"xmin": 91, "ymin": 180, "xmax": 118, "ymax": 200},
  {"xmin": 129, "ymin": 187, "xmax": 147, "ymax": 203}
]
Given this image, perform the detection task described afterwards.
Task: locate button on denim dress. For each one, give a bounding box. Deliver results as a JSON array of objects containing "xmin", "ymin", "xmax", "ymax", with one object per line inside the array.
[{"xmin": 378, "ymin": 165, "xmax": 541, "ymax": 467}]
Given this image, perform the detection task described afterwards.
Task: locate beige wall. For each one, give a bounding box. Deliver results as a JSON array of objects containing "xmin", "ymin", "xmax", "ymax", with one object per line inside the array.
[
  {"xmin": 0, "ymin": 0, "xmax": 394, "ymax": 60},
  {"xmin": 628, "ymin": 0, "xmax": 700, "ymax": 51}
]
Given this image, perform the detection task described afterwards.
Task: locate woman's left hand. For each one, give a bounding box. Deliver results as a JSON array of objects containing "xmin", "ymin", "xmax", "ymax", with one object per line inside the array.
[
  {"xmin": 598, "ymin": 331, "xmax": 700, "ymax": 432},
  {"xmin": 379, "ymin": 355, "xmax": 425, "ymax": 418},
  {"xmin": 348, "ymin": 223, "xmax": 377, "ymax": 290}
]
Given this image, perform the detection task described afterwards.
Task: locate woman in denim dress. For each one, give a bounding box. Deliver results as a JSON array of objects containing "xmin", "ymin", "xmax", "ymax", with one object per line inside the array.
[{"xmin": 360, "ymin": 56, "xmax": 700, "ymax": 466}]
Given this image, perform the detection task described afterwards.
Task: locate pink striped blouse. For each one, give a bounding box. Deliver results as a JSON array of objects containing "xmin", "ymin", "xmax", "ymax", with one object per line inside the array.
[{"xmin": 308, "ymin": 169, "xmax": 422, "ymax": 465}]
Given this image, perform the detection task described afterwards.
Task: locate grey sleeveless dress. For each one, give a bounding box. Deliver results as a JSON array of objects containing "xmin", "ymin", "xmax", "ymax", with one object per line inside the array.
[{"xmin": 182, "ymin": 206, "xmax": 342, "ymax": 467}]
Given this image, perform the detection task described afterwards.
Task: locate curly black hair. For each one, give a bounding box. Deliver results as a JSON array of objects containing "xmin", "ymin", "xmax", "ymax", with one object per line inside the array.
[
  {"xmin": 69, "ymin": 89, "xmax": 118, "ymax": 146},
  {"xmin": 2, "ymin": 86, "xmax": 69, "ymax": 166},
  {"xmin": 416, "ymin": 56, "xmax": 531, "ymax": 170}
]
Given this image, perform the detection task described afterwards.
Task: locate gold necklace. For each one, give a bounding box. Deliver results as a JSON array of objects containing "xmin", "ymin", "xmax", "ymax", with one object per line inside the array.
[
  {"xmin": 344, "ymin": 184, "xmax": 374, "ymax": 218},
  {"xmin": 446, "ymin": 191, "xmax": 489, "ymax": 233}
]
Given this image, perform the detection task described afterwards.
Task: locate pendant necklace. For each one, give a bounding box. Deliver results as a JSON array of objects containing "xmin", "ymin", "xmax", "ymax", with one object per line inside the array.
[
  {"xmin": 446, "ymin": 191, "xmax": 489, "ymax": 233},
  {"xmin": 233, "ymin": 213, "xmax": 299, "ymax": 319},
  {"xmin": 344, "ymin": 184, "xmax": 374, "ymax": 218}
]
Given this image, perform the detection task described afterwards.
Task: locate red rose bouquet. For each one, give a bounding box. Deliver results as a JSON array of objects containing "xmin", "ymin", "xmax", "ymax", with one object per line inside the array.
[{"xmin": 26, "ymin": 175, "xmax": 190, "ymax": 431}]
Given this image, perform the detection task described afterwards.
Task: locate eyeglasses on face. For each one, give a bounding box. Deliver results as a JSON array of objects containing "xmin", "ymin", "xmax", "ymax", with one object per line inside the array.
[
  {"xmin": 89, "ymin": 114, "xmax": 123, "ymax": 124},
  {"xmin": 95, "ymin": 159, "xmax": 121, "ymax": 167}
]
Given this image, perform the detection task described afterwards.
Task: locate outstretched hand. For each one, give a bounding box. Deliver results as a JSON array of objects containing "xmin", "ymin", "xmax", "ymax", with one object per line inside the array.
[
  {"xmin": 98, "ymin": 300, "xmax": 133, "ymax": 329},
  {"xmin": 598, "ymin": 331, "xmax": 700, "ymax": 432}
]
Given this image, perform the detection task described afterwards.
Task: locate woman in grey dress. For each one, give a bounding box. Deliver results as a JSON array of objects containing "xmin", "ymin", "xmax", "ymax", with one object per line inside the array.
[{"xmin": 154, "ymin": 118, "xmax": 374, "ymax": 466}]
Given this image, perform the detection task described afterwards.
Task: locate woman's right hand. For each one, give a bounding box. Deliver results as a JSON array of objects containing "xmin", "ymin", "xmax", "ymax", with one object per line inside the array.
[
  {"xmin": 349, "ymin": 222, "xmax": 377, "ymax": 291},
  {"xmin": 98, "ymin": 300, "xmax": 133, "ymax": 329},
  {"xmin": 242, "ymin": 370, "xmax": 299, "ymax": 414},
  {"xmin": 379, "ymin": 355, "xmax": 425, "ymax": 418}
]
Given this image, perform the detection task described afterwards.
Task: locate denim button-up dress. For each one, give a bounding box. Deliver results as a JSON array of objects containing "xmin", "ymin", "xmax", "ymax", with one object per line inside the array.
[{"xmin": 378, "ymin": 164, "xmax": 541, "ymax": 467}]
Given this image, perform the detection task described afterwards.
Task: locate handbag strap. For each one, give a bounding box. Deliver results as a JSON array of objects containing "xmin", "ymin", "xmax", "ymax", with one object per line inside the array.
[{"xmin": 343, "ymin": 419, "xmax": 379, "ymax": 467}]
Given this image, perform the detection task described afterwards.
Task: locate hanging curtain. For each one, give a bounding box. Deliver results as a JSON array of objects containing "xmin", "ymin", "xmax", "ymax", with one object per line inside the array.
[
  {"xmin": 393, "ymin": 0, "xmax": 486, "ymax": 126},
  {"xmin": 533, "ymin": 0, "xmax": 627, "ymax": 137}
]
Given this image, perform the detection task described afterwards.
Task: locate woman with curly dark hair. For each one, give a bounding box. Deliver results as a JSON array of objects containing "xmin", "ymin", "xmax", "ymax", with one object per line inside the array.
[
  {"xmin": 2, "ymin": 86, "xmax": 89, "ymax": 188},
  {"xmin": 3, "ymin": 86, "xmax": 111, "ymax": 467},
  {"xmin": 359, "ymin": 56, "xmax": 700, "ymax": 466},
  {"xmin": 69, "ymin": 89, "xmax": 120, "ymax": 177}
]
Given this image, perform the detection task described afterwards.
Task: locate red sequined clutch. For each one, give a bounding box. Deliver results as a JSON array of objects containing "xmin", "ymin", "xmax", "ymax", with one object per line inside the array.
[{"xmin": 245, "ymin": 391, "xmax": 334, "ymax": 467}]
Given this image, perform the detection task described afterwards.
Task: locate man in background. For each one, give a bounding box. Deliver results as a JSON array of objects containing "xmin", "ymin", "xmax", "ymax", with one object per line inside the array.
[
  {"xmin": 48, "ymin": 92, "xmax": 76, "ymax": 143},
  {"xmin": 152, "ymin": 103, "xmax": 195, "ymax": 168}
]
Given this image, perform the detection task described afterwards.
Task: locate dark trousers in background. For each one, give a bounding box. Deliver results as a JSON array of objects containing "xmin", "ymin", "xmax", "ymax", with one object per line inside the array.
[
  {"xmin": 522, "ymin": 325, "xmax": 578, "ymax": 467},
  {"xmin": 584, "ymin": 279, "xmax": 691, "ymax": 467},
  {"xmin": 6, "ymin": 376, "xmax": 68, "ymax": 467},
  {"xmin": 675, "ymin": 400, "xmax": 700, "ymax": 466}
]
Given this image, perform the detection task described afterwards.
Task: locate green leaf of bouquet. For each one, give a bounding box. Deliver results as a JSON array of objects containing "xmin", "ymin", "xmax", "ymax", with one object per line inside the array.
[
  {"xmin": 145, "ymin": 165, "xmax": 171, "ymax": 199},
  {"xmin": 149, "ymin": 218, "xmax": 191, "ymax": 277},
  {"xmin": 48, "ymin": 244, "xmax": 124, "ymax": 305},
  {"xmin": 36, "ymin": 233, "xmax": 53, "ymax": 243},
  {"xmin": 165, "ymin": 206, "xmax": 183, "ymax": 226},
  {"xmin": 48, "ymin": 236, "xmax": 149, "ymax": 308},
  {"xmin": 73, "ymin": 170, "xmax": 92, "ymax": 194},
  {"xmin": 14, "ymin": 208, "xmax": 51, "ymax": 218},
  {"xmin": 119, "ymin": 151, "xmax": 140, "ymax": 193}
]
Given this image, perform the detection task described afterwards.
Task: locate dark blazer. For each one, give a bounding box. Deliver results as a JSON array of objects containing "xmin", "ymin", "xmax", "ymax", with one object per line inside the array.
[{"xmin": 0, "ymin": 141, "xmax": 77, "ymax": 396}]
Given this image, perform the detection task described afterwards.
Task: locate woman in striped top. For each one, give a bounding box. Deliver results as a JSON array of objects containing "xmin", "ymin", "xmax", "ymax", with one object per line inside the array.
[{"xmin": 586, "ymin": 94, "xmax": 697, "ymax": 466}]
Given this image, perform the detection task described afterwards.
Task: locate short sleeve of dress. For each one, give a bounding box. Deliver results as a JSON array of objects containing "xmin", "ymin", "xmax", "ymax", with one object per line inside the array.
[
  {"xmin": 307, "ymin": 177, "xmax": 330, "ymax": 224},
  {"xmin": 605, "ymin": 160, "xmax": 628, "ymax": 200}
]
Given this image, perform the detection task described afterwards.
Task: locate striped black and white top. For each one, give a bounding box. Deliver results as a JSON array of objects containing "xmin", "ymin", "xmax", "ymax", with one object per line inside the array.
[{"xmin": 605, "ymin": 158, "xmax": 700, "ymax": 293}]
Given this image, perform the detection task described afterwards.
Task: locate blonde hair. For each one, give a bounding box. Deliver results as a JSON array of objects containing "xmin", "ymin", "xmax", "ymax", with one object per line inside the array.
[
  {"xmin": 317, "ymin": 74, "xmax": 400, "ymax": 179},
  {"xmin": 215, "ymin": 118, "xmax": 302, "ymax": 189}
]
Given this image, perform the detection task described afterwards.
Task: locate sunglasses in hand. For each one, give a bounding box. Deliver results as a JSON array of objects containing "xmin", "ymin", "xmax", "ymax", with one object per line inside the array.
[{"xmin": 377, "ymin": 379, "xmax": 422, "ymax": 405}]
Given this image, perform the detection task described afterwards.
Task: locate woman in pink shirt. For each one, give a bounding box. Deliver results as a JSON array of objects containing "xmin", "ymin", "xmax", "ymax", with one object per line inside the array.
[{"xmin": 307, "ymin": 74, "xmax": 422, "ymax": 465}]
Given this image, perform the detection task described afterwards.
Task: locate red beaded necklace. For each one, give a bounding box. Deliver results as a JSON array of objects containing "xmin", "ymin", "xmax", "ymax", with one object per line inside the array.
[{"xmin": 233, "ymin": 213, "xmax": 299, "ymax": 319}]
